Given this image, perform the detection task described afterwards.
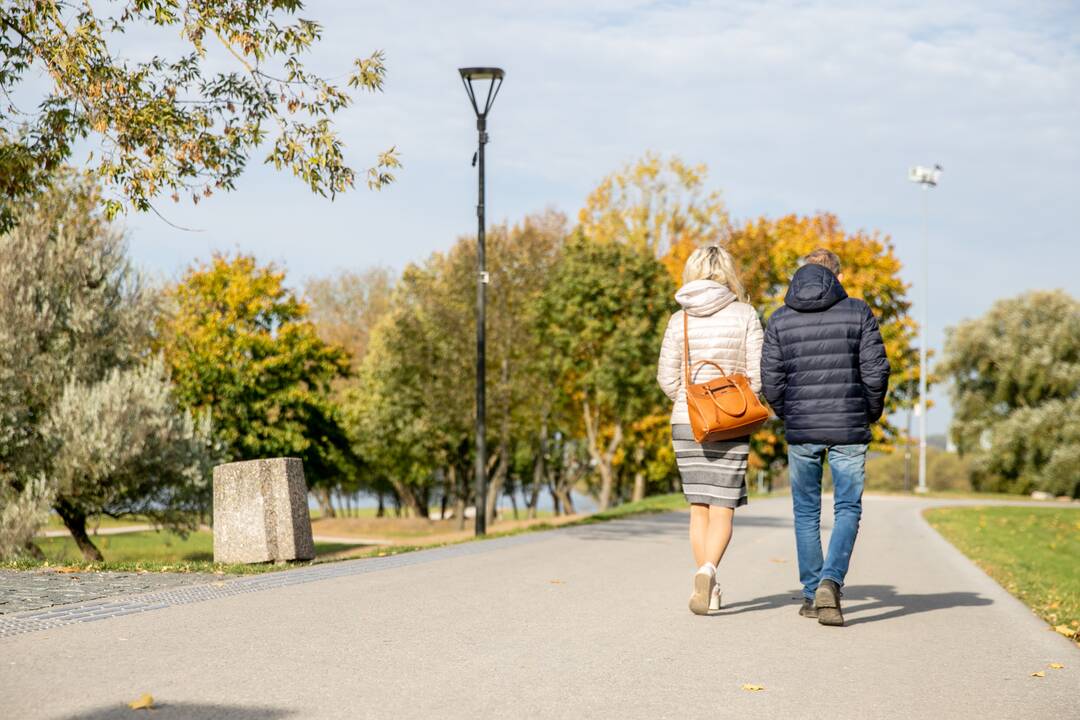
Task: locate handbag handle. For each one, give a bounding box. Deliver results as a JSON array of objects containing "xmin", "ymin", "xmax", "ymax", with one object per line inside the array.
[{"xmin": 683, "ymin": 312, "xmax": 749, "ymax": 418}]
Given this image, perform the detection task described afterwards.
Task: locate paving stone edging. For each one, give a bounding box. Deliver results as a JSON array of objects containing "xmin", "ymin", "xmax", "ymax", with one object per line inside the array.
[{"xmin": 0, "ymin": 531, "xmax": 554, "ymax": 640}]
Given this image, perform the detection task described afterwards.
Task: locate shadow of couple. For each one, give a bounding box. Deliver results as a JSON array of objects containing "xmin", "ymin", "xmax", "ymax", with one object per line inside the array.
[{"xmin": 714, "ymin": 583, "xmax": 993, "ymax": 625}]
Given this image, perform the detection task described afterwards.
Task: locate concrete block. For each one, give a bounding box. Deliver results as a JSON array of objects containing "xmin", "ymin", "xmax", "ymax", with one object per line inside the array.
[{"xmin": 212, "ymin": 458, "xmax": 315, "ymax": 564}]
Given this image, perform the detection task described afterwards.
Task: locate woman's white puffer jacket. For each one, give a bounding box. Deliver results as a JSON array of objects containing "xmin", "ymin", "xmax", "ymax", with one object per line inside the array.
[{"xmin": 656, "ymin": 280, "xmax": 764, "ymax": 426}]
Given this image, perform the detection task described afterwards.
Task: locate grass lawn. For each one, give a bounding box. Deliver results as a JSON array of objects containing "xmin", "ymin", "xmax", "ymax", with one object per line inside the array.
[
  {"xmin": 7, "ymin": 493, "xmax": 699, "ymax": 574},
  {"xmin": 924, "ymin": 505, "xmax": 1080, "ymax": 643}
]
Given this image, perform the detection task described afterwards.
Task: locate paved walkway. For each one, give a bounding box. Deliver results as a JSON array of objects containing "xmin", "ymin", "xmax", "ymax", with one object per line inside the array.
[{"xmin": 1, "ymin": 496, "xmax": 1076, "ymax": 719}]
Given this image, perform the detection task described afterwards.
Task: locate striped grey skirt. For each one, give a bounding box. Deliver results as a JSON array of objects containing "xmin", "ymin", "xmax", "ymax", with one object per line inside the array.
[{"xmin": 672, "ymin": 424, "xmax": 749, "ymax": 508}]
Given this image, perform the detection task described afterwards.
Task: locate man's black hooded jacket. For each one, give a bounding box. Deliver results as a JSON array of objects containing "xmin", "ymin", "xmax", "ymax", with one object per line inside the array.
[{"xmin": 761, "ymin": 263, "xmax": 891, "ymax": 446}]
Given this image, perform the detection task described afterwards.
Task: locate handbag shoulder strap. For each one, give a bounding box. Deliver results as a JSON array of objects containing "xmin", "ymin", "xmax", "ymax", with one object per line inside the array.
[{"xmin": 683, "ymin": 311, "xmax": 692, "ymax": 388}]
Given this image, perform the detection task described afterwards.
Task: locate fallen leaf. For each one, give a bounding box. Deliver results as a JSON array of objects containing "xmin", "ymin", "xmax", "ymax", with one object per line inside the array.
[
  {"xmin": 1053, "ymin": 624, "xmax": 1076, "ymax": 638},
  {"xmin": 741, "ymin": 684, "xmax": 765, "ymax": 691},
  {"xmin": 1031, "ymin": 671, "xmax": 1045, "ymax": 678},
  {"xmin": 128, "ymin": 694, "xmax": 154, "ymax": 710},
  {"xmin": 769, "ymin": 558, "xmax": 787, "ymax": 563},
  {"xmin": 549, "ymin": 580, "xmax": 564, "ymax": 584},
  {"xmin": 1049, "ymin": 663, "xmax": 1065, "ymax": 670}
]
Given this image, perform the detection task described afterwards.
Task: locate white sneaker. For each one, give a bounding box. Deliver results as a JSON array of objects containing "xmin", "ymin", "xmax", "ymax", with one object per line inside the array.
[
  {"xmin": 709, "ymin": 583, "xmax": 722, "ymax": 611},
  {"xmin": 689, "ymin": 566, "xmax": 715, "ymax": 615}
]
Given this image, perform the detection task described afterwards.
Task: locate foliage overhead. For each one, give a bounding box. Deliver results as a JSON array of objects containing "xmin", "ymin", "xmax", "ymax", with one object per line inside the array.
[{"xmin": 0, "ymin": 0, "xmax": 399, "ymax": 229}]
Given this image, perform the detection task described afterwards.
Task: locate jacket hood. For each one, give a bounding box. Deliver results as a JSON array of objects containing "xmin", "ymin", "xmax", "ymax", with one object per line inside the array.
[
  {"xmin": 784, "ymin": 264, "xmax": 848, "ymax": 312},
  {"xmin": 675, "ymin": 280, "xmax": 738, "ymax": 317}
]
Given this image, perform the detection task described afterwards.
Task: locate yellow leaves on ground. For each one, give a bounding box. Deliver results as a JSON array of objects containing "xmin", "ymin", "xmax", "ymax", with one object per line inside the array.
[
  {"xmin": 127, "ymin": 693, "xmax": 154, "ymax": 710},
  {"xmin": 549, "ymin": 579, "xmax": 564, "ymax": 585},
  {"xmin": 1053, "ymin": 624, "xmax": 1076, "ymax": 639},
  {"xmin": 741, "ymin": 684, "xmax": 765, "ymax": 692},
  {"xmin": 1031, "ymin": 671, "xmax": 1046, "ymax": 678},
  {"xmin": 1049, "ymin": 663, "xmax": 1065, "ymax": 669}
]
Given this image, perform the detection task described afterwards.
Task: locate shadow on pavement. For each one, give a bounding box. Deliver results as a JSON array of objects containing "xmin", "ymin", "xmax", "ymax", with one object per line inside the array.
[
  {"xmin": 717, "ymin": 584, "xmax": 993, "ymax": 624},
  {"xmin": 58, "ymin": 703, "xmax": 296, "ymax": 719}
]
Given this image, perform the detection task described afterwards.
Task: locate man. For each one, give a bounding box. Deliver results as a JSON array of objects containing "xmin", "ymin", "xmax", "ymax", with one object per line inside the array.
[{"xmin": 762, "ymin": 248, "xmax": 890, "ymax": 627}]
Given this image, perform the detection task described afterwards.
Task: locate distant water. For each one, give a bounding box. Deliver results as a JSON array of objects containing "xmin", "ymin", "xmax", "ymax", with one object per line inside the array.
[{"xmin": 309, "ymin": 489, "xmax": 598, "ymax": 515}]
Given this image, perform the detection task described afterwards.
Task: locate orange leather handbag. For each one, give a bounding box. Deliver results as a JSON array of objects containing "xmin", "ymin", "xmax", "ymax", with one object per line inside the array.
[{"xmin": 683, "ymin": 312, "xmax": 769, "ymax": 442}]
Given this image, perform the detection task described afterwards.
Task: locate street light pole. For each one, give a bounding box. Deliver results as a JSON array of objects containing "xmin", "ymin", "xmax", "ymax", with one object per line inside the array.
[
  {"xmin": 908, "ymin": 164, "xmax": 942, "ymax": 495},
  {"xmin": 459, "ymin": 67, "xmax": 505, "ymax": 536}
]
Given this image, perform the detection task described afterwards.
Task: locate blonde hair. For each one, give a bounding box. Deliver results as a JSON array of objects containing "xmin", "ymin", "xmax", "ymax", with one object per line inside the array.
[{"xmin": 682, "ymin": 245, "xmax": 747, "ymax": 302}]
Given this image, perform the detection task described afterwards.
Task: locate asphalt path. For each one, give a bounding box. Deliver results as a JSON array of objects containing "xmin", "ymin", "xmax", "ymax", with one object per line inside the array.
[{"xmin": 2, "ymin": 495, "xmax": 1077, "ymax": 719}]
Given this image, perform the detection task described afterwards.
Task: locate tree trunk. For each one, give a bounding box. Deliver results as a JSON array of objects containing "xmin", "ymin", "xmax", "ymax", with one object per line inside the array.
[
  {"xmin": 631, "ymin": 444, "xmax": 647, "ymax": 503},
  {"xmin": 54, "ymin": 499, "xmax": 104, "ymax": 562},
  {"xmin": 485, "ymin": 450, "xmax": 507, "ymax": 529},
  {"xmin": 313, "ymin": 487, "xmax": 336, "ymax": 518},
  {"xmin": 376, "ymin": 491, "xmax": 385, "ymax": 518},
  {"xmin": 582, "ymin": 398, "xmax": 623, "ymax": 511},
  {"xmin": 527, "ymin": 426, "xmax": 547, "ymax": 519}
]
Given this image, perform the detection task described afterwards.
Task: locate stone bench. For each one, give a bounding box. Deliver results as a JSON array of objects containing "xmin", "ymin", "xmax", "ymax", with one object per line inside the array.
[{"xmin": 212, "ymin": 458, "xmax": 315, "ymax": 564}]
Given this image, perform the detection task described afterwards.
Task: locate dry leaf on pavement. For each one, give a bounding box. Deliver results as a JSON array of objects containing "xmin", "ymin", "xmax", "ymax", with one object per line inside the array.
[
  {"xmin": 549, "ymin": 580, "xmax": 564, "ymax": 584},
  {"xmin": 1049, "ymin": 663, "xmax": 1065, "ymax": 670},
  {"xmin": 1030, "ymin": 671, "xmax": 1046, "ymax": 678},
  {"xmin": 741, "ymin": 684, "xmax": 765, "ymax": 691},
  {"xmin": 128, "ymin": 694, "xmax": 154, "ymax": 710},
  {"xmin": 1053, "ymin": 624, "xmax": 1076, "ymax": 638}
]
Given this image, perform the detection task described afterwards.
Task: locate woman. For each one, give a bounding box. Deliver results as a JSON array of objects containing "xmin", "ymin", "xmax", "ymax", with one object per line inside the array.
[{"xmin": 657, "ymin": 245, "xmax": 763, "ymax": 615}]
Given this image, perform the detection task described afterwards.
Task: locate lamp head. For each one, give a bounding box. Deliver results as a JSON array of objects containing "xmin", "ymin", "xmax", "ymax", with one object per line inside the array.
[
  {"xmin": 908, "ymin": 164, "xmax": 943, "ymax": 187},
  {"xmin": 459, "ymin": 67, "xmax": 505, "ymax": 121}
]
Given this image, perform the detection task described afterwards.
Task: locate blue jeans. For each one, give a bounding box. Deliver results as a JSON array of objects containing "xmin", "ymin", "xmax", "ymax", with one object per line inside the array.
[{"xmin": 788, "ymin": 443, "xmax": 867, "ymax": 600}]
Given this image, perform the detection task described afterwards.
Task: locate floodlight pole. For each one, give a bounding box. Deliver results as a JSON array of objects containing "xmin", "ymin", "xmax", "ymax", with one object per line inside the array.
[
  {"xmin": 917, "ymin": 183, "xmax": 929, "ymax": 494},
  {"xmin": 908, "ymin": 164, "xmax": 941, "ymax": 494}
]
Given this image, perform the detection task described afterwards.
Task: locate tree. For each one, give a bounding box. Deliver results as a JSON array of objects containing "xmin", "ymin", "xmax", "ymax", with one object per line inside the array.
[
  {"xmin": 157, "ymin": 254, "xmax": 356, "ymax": 493},
  {"xmin": 578, "ymin": 152, "xmax": 730, "ymax": 283},
  {"xmin": 537, "ymin": 234, "xmax": 674, "ymax": 510},
  {"xmin": 0, "ymin": 172, "xmax": 152, "ymax": 556},
  {"xmin": 305, "ymin": 268, "xmax": 395, "ymax": 372},
  {"xmin": 344, "ymin": 213, "xmax": 567, "ymax": 524},
  {"xmin": 45, "ymin": 357, "xmax": 218, "ymax": 561},
  {"xmin": 725, "ymin": 213, "xmax": 920, "ymax": 449},
  {"xmin": 0, "ymin": 171, "xmax": 210, "ymax": 560},
  {"xmin": 0, "ymin": 1, "xmax": 399, "ymax": 229},
  {"xmin": 940, "ymin": 290, "xmax": 1080, "ymax": 496}
]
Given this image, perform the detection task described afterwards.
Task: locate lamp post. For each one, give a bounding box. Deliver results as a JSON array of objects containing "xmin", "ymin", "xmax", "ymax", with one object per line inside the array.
[
  {"xmin": 459, "ymin": 67, "xmax": 505, "ymax": 536},
  {"xmin": 907, "ymin": 164, "xmax": 942, "ymax": 494}
]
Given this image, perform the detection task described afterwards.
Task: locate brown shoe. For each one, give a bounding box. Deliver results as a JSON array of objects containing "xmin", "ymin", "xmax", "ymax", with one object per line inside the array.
[
  {"xmin": 798, "ymin": 599, "xmax": 818, "ymax": 618},
  {"xmin": 814, "ymin": 579, "xmax": 844, "ymax": 626}
]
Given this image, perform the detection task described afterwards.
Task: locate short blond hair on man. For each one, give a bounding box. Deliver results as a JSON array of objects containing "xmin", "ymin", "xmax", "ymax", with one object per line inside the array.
[{"xmin": 803, "ymin": 248, "xmax": 841, "ymax": 276}]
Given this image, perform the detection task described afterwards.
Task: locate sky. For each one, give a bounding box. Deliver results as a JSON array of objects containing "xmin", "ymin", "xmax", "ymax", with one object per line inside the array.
[{"xmin": 81, "ymin": 0, "xmax": 1080, "ymax": 435}]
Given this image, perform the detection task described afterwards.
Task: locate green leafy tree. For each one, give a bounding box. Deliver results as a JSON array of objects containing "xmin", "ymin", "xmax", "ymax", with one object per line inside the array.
[
  {"xmin": 158, "ymin": 254, "xmax": 356, "ymax": 493},
  {"xmin": 941, "ymin": 290, "xmax": 1080, "ymax": 496},
  {"xmin": 537, "ymin": 234, "xmax": 675, "ymax": 510},
  {"xmin": 344, "ymin": 213, "xmax": 567, "ymax": 523},
  {"xmin": 0, "ymin": 1, "xmax": 399, "ymax": 229},
  {"xmin": 45, "ymin": 357, "xmax": 218, "ymax": 561}
]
